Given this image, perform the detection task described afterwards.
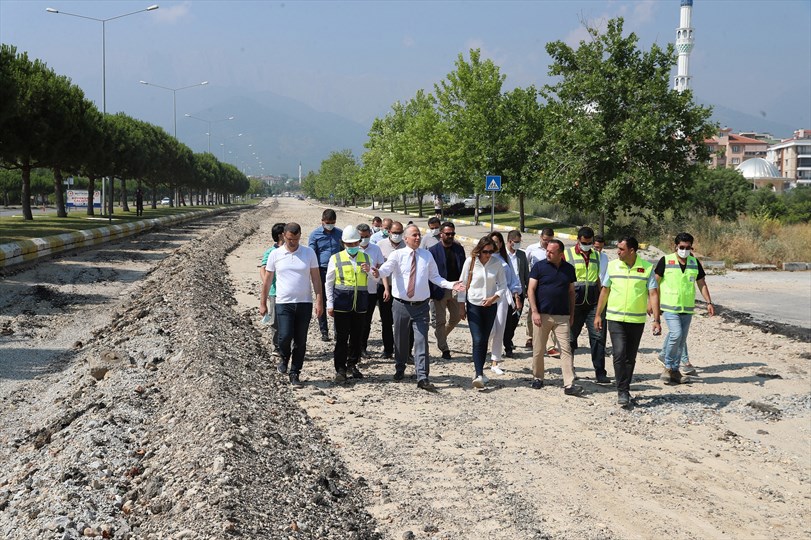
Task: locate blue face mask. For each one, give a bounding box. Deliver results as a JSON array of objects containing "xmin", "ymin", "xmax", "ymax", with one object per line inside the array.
[{"xmin": 346, "ymin": 246, "xmax": 360, "ymax": 256}]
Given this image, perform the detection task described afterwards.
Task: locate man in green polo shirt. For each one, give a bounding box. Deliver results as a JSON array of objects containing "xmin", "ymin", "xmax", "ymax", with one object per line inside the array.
[{"xmin": 595, "ymin": 236, "xmax": 661, "ymax": 408}]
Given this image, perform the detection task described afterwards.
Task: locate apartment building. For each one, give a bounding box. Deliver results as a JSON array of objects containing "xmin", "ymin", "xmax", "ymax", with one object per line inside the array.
[
  {"xmin": 705, "ymin": 128, "xmax": 769, "ymax": 169},
  {"xmin": 766, "ymin": 129, "xmax": 811, "ymax": 184}
]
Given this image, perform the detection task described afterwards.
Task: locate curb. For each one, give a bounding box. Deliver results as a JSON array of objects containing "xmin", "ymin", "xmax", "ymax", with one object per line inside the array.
[{"xmin": 0, "ymin": 207, "xmax": 232, "ymax": 269}]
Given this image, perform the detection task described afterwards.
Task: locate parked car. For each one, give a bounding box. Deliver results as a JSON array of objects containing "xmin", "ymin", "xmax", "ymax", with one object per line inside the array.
[{"xmin": 160, "ymin": 197, "xmax": 171, "ymax": 205}]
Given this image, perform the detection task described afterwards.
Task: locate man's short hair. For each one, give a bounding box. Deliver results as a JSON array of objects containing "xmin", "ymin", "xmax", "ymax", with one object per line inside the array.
[
  {"xmin": 284, "ymin": 222, "xmax": 302, "ymax": 235},
  {"xmin": 427, "ymin": 216, "xmax": 441, "ymax": 226},
  {"xmin": 547, "ymin": 239, "xmax": 565, "ymax": 253},
  {"xmin": 405, "ymin": 224, "xmax": 420, "ymax": 235},
  {"xmin": 357, "ymin": 223, "xmax": 371, "ymax": 233},
  {"xmin": 372, "ymin": 216, "xmax": 382, "ymax": 224},
  {"xmin": 594, "ymin": 234, "xmax": 605, "ymax": 243},
  {"xmin": 619, "ymin": 236, "xmax": 639, "ymax": 251},
  {"xmin": 674, "ymin": 232, "xmax": 694, "ymax": 245},
  {"xmin": 322, "ymin": 209, "xmax": 337, "ymax": 221},
  {"xmin": 541, "ymin": 227, "xmax": 555, "ymax": 237},
  {"xmin": 271, "ymin": 222, "xmax": 286, "ymax": 243},
  {"xmin": 382, "ymin": 218, "xmax": 393, "ymax": 228},
  {"xmin": 577, "ymin": 226, "xmax": 595, "ymax": 240},
  {"xmin": 507, "ymin": 229, "xmax": 522, "ymax": 241},
  {"xmin": 441, "ymin": 221, "xmax": 455, "ymax": 230}
]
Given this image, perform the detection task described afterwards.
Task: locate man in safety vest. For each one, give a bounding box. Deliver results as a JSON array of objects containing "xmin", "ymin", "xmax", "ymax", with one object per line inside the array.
[
  {"xmin": 564, "ymin": 226, "xmax": 610, "ymax": 384},
  {"xmin": 325, "ymin": 226, "xmax": 372, "ymax": 383},
  {"xmin": 654, "ymin": 232, "xmax": 715, "ymax": 383},
  {"xmin": 595, "ymin": 236, "xmax": 661, "ymax": 408}
]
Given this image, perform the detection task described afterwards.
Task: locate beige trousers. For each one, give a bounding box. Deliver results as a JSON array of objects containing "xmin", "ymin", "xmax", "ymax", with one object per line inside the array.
[
  {"xmin": 433, "ymin": 289, "xmax": 461, "ymax": 353},
  {"xmin": 531, "ymin": 313, "xmax": 575, "ymax": 387}
]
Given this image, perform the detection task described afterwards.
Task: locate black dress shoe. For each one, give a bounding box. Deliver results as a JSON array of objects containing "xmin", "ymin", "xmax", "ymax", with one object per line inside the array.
[
  {"xmin": 417, "ymin": 379, "xmax": 436, "ymax": 391},
  {"xmin": 617, "ymin": 391, "xmax": 631, "ymax": 407},
  {"xmin": 564, "ymin": 385, "xmax": 585, "ymax": 396},
  {"xmin": 596, "ymin": 374, "xmax": 612, "ymax": 384},
  {"xmin": 531, "ymin": 378, "xmax": 544, "ymax": 390},
  {"xmin": 350, "ymin": 367, "xmax": 364, "ymax": 379},
  {"xmin": 441, "ymin": 350, "xmax": 452, "ymax": 360},
  {"xmin": 381, "ymin": 352, "xmax": 393, "ymax": 359},
  {"xmin": 504, "ymin": 348, "xmax": 514, "ymax": 358},
  {"xmin": 289, "ymin": 373, "xmax": 303, "ymax": 386},
  {"xmin": 393, "ymin": 371, "xmax": 404, "ymax": 381}
]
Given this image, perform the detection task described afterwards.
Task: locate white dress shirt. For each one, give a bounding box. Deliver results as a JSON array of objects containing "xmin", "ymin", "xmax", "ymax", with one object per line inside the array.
[
  {"xmin": 525, "ymin": 242, "xmax": 548, "ymax": 269},
  {"xmin": 597, "ymin": 250, "xmax": 609, "ymax": 285},
  {"xmin": 361, "ymin": 241, "xmax": 385, "ymax": 293},
  {"xmin": 377, "ymin": 247, "xmax": 456, "ymax": 302}
]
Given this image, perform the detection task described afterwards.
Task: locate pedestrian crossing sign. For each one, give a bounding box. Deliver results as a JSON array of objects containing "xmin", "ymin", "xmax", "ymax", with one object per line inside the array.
[{"xmin": 485, "ymin": 175, "xmax": 502, "ymax": 192}]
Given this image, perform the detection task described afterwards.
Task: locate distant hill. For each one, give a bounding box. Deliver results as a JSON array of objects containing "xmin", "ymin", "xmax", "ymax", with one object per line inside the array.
[
  {"xmin": 701, "ymin": 99, "xmax": 796, "ymax": 139},
  {"xmin": 183, "ymin": 90, "xmax": 369, "ymax": 177}
]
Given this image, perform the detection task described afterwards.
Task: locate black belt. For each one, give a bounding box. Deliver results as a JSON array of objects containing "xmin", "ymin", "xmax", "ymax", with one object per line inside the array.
[{"xmin": 394, "ymin": 297, "xmax": 428, "ymax": 306}]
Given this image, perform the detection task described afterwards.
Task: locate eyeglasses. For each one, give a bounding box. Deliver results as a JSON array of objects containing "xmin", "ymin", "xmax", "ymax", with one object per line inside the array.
[
  {"xmin": 677, "ymin": 245, "xmax": 692, "ymax": 250},
  {"xmin": 481, "ymin": 250, "xmax": 495, "ymax": 254},
  {"xmin": 442, "ymin": 232, "xmax": 456, "ymax": 236}
]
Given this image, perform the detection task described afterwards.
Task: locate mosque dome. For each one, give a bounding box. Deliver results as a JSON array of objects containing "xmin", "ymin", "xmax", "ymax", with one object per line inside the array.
[{"xmin": 736, "ymin": 158, "xmax": 780, "ymax": 178}]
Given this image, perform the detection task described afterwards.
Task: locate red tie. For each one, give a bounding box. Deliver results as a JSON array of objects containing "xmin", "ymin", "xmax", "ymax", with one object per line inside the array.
[{"xmin": 407, "ymin": 251, "xmax": 417, "ymax": 298}]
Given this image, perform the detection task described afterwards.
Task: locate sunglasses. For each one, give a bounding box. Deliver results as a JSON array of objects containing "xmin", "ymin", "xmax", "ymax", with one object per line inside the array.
[
  {"xmin": 442, "ymin": 232, "xmax": 456, "ymax": 236},
  {"xmin": 481, "ymin": 250, "xmax": 495, "ymax": 255}
]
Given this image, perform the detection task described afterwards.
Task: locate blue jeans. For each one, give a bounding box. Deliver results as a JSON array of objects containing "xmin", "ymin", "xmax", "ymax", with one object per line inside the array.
[
  {"xmin": 275, "ymin": 302, "xmax": 313, "ymax": 375},
  {"xmin": 467, "ymin": 302, "xmax": 497, "ymax": 377},
  {"xmin": 661, "ymin": 312, "xmax": 693, "ymax": 370}
]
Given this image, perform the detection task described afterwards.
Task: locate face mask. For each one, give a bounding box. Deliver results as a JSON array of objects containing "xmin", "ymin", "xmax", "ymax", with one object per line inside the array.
[
  {"xmin": 360, "ymin": 237, "xmax": 370, "ymax": 247},
  {"xmin": 346, "ymin": 246, "xmax": 360, "ymax": 256},
  {"xmin": 512, "ymin": 242, "xmax": 521, "ymax": 251},
  {"xmin": 579, "ymin": 243, "xmax": 592, "ymax": 252},
  {"xmin": 382, "ymin": 230, "xmax": 389, "ymax": 238},
  {"xmin": 389, "ymin": 233, "xmax": 402, "ymax": 243},
  {"xmin": 431, "ymin": 228, "xmax": 441, "ymax": 237},
  {"xmin": 323, "ymin": 223, "xmax": 335, "ymax": 231},
  {"xmin": 371, "ymin": 226, "xmax": 380, "ymax": 233},
  {"xmin": 677, "ymin": 248, "xmax": 691, "ymax": 258}
]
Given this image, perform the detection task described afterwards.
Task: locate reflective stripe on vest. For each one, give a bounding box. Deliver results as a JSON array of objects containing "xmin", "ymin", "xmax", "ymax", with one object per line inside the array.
[
  {"xmin": 606, "ymin": 257, "xmax": 653, "ymax": 323},
  {"xmin": 564, "ymin": 246, "xmax": 600, "ymax": 305},
  {"xmin": 333, "ymin": 250, "xmax": 369, "ymax": 312},
  {"xmin": 660, "ymin": 253, "xmax": 698, "ymax": 314}
]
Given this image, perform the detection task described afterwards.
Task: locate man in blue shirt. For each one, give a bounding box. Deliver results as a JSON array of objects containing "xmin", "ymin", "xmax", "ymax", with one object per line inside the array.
[
  {"xmin": 308, "ymin": 209, "xmax": 343, "ymax": 341},
  {"xmin": 526, "ymin": 239, "xmax": 584, "ymax": 396}
]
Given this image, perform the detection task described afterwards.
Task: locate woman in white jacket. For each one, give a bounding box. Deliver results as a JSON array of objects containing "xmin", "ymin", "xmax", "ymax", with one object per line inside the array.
[
  {"xmin": 458, "ymin": 236, "xmax": 507, "ymax": 390},
  {"xmin": 487, "ymin": 231, "xmax": 523, "ymax": 375}
]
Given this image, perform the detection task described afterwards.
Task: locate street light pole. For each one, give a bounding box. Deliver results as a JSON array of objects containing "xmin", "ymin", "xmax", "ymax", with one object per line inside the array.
[
  {"xmin": 47, "ymin": 4, "xmax": 159, "ymax": 221},
  {"xmin": 185, "ymin": 114, "xmax": 234, "ymax": 153},
  {"xmin": 139, "ymin": 80, "xmax": 208, "ymax": 138}
]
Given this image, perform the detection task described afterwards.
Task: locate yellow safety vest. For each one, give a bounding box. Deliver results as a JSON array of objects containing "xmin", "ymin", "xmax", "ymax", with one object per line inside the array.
[
  {"xmin": 606, "ymin": 257, "xmax": 653, "ymax": 323},
  {"xmin": 332, "ymin": 250, "xmax": 370, "ymax": 313},
  {"xmin": 564, "ymin": 246, "xmax": 601, "ymax": 305},
  {"xmin": 659, "ymin": 253, "xmax": 699, "ymax": 314}
]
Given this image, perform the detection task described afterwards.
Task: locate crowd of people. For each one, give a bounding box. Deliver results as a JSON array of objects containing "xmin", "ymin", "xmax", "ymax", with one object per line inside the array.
[{"xmin": 258, "ymin": 209, "xmax": 714, "ymax": 407}]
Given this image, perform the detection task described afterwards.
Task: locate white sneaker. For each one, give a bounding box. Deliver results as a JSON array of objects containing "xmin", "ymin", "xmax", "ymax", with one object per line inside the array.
[
  {"xmin": 472, "ymin": 375, "xmax": 485, "ymax": 389},
  {"xmin": 481, "ymin": 373, "xmax": 490, "ymax": 385},
  {"xmin": 490, "ymin": 365, "xmax": 504, "ymax": 375}
]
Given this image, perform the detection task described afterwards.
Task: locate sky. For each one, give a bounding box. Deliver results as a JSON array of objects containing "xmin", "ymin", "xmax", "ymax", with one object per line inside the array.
[{"xmin": 1, "ymin": 0, "xmax": 810, "ymax": 175}]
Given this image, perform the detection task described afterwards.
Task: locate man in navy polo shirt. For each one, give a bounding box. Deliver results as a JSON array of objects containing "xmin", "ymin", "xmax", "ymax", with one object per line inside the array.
[{"xmin": 526, "ymin": 239, "xmax": 584, "ymax": 396}]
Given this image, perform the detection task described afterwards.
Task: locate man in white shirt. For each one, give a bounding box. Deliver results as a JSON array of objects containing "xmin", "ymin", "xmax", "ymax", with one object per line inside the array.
[
  {"xmin": 376, "ymin": 221, "xmax": 405, "ymax": 358},
  {"xmin": 370, "ymin": 217, "xmax": 393, "ymax": 244},
  {"xmin": 420, "ymin": 216, "xmax": 442, "ymax": 249},
  {"xmin": 260, "ymin": 222, "xmax": 323, "ymax": 386},
  {"xmin": 373, "ymin": 225, "xmax": 465, "ymax": 390},
  {"xmin": 523, "ymin": 227, "xmax": 555, "ymax": 349},
  {"xmin": 356, "ymin": 223, "xmax": 387, "ymax": 359},
  {"xmin": 594, "ymin": 234, "xmax": 610, "ymax": 285}
]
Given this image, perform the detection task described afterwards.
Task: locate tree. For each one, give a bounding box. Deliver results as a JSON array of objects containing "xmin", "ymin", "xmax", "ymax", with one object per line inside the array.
[
  {"xmin": 691, "ymin": 167, "xmax": 750, "ymax": 220},
  {"xmin": 541, "ymin": 18, "xmax": 715, "ymax": 233},
  {"xmin": 747, "ymin": 187, "xmax": 787, "ymax": 219},
  {"xmin": 435, "ymin": 49, "xmax": 506, "ymax": 224},
  {"xmin": 318, "ymin": 150, "xmax": 359, "ymax": 206},
  {"xmin": 783, "ymin": 186, "xmax": 811, "ymax": 223}
]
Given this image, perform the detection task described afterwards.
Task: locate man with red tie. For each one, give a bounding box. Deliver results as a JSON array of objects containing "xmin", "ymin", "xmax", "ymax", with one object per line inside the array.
[{"xmin": 374, "ymin": 225, "xmax": 465, "ymax": 391}]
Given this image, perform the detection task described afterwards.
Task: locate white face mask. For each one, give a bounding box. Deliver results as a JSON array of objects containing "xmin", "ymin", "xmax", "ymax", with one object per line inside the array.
[
  {"xmin": 389, "ymin": 233, "xmax": 402, "ymax": 243},
  {"xmin": 677, "ymin": 248, "xmax": 691, "ymax": 258},
  {"xmin": 371, "ymin": 226, "xmax": 380, "ymax": 233},
  {"xmin": 360, "ymin": 237, "xmax": 370, "ymax": 247},
  {"xmin": 323, "ymin": 223, "xmax": 335, "ymax": 231},
  {"xmin": 579, "ymin": 242, "xmax": 593, "ymax": 252},
  {"xmin": 512, "ymin": 242, "xmax": 521, "ymax": 251},
  {"xmin": 431, "ymin": 228, "xmax": 441, "ymax": 237}
]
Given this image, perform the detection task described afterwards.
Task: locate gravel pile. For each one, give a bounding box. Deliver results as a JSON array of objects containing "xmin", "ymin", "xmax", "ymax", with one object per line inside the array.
[{"xmin": 0, "ymin": 204, "xmax": 380, "ymax": 539}]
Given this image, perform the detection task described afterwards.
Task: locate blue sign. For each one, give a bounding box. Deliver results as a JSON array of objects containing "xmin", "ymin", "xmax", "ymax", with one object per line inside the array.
[{"xmin": 485, "ymin": 175, "xmax": 502, "ymax": 192}]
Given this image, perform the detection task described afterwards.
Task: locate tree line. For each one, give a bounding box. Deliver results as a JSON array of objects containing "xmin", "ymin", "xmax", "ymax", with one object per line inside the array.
[
  {"xmin": 304, "ymin": 18, "xmax": 719, "ymax": 233},
  {"xmin": 0, "ymin": 44, "xmax": 250, "ymax": 221}
]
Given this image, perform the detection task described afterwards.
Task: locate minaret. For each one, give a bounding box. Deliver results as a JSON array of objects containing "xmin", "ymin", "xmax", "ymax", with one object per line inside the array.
[
  {"xmin": 674, "ymin": 0, "xmax": 694, "ymax": 92},
  {"xmin": 298, "ymin": 161, "xmax": 302, "ymax": 184}
]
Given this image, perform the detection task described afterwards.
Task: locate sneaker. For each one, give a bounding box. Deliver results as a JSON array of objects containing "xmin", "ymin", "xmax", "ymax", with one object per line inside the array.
[
  {"xmin": 546, "ymin": 347, "xmax": 560, "ymax": 357},
  {"xmin": 441, "ymin": 350, "xmax": 452, "ymax": 360},
  {"xmin": 525, "ymin": 338, "xmax": 533, "ymax": 349},
  {"xmin": 334, "ymin": 370, "xmax": 347, "ymax": 383},
  {"xmin": 490, "ymin": 365, "xmax": 505, "ymax": 375},
  {"xmin": 472, "ymin": 376, "xmax": 485, "ymax": 389},
  {"xmin": 531, "ymin": 378, "xmax": 544, "ymax": 390},
  {"xmin": 350, "ymin": 367, "xmax": 364, "ymax": 379},
  {"xmin": 320, "ymin": 333, "xmax": 332, "ymax": 342},
  {"xmin": 417, "ymin": 379, "xmax": 436, "ymax": 391},
  {"xmin": 617, "ymin": 391, "xmax": 631, "ymax": 407},
  {"xmin": 564, "ymin": 385, "xmax": 585, "ymax": 396},
  {"xmin": 393, "ymin": 370, "xmax": 404, "ymax": 381},
  {"xmin": 276, "ymin": 360, "xmax": 289, "ymax": 374},
  {"xmin": 680, "ymin": 363, "xmax": 697, "ymax": 375},
  {"xmin": 289, "ymin": 373, "xmax": 303, "ymax": 386},
  {"xmin": 595, "ymin": 374, "xmax": 612, "ymax": 384},
  {"xmin": 657, "ymin": 353, "xmax": 666, "ymax": 367},
  {"xmin": 660, "ymin": 368, "xmax": 673, "ymax": 383},
  {"xmin": 671, "ymin": 369, "xmax": 686, "ymax": 384},
  {"xmin": 481, "ymin": 373, "xmax": 490, "ymax": 385}
]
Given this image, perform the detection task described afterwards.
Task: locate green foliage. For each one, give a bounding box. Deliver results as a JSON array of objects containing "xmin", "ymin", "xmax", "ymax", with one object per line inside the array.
[
  {"xmin": 313, "ymin": 150, "xmax": 359, "ymax": 203},
  {"xmin": 783, "ymin": 186, "xmax": 811, "ymax": 223},
  {"xmin": 540, "ymin": 18, "xmax": 716, "ymax": 229},
  {"xmin": 747, "ymin": 187, "xmax": 787, "ymax": 219},
  {"xmin": 692, "ymin": 167, "xmax": 751, "ymax": 220}
]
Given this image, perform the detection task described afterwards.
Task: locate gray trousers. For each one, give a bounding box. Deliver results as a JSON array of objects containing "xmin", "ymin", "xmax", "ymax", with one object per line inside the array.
[{"xmin": 392, "ymin": 299, "xmax": 430, "ymax": 382}]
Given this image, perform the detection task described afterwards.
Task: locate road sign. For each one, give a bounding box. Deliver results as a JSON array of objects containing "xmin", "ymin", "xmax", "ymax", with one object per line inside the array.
[{"xmin": 485, "ymin": 175, "xmax": 502, "ymax": 192}]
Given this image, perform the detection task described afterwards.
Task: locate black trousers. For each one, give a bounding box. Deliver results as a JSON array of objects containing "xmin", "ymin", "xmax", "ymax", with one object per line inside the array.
[
  {"xmin": 570, "ymin": 302, "xmax": 608, "ymax": 377},
  {"xmin": 503, "ymin": 301, "xmax": 522, "ymax": 352},
  {"xmin": 377, "ymin": 284, "xmax": 394, "ymax": 355},
  {"xmin": 333, "ymin": 311, "xmax": 363, "ymax": 372},
  {"xmin": 607, "ymin": 321, "xmax": 645, "ymax": 393},
  {"xmin": 361, "ymin": 293, "xmax": 377, "ymax": 352}
]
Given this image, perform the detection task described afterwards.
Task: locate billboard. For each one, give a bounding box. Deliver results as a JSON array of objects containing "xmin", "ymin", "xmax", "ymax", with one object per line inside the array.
[{"xmin": 66, "ymin": 190, "xmax": 102, "ymax": 208}]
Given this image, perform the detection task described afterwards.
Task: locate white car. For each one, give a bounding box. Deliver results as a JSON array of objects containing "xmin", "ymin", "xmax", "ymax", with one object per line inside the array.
[{"xmin": 160, "ymin": 197, "xmax": 171, "ymax": 205}]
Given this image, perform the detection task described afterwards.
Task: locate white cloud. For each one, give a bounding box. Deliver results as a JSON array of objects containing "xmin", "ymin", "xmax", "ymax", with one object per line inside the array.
[
  {"xmin": 402, "ymin": 35, "xmax": 415, "ymax": 48},
  {"xmin": 564, "ymin": 25, "xmax": 592, "ymax": 47},
  {"xmin": 631, "ymin": 0, "xmax": 656, "ymax": 25},
  {"xmin": 154, "ymin": 1, "xmax": 191, "ymax": 24}
]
